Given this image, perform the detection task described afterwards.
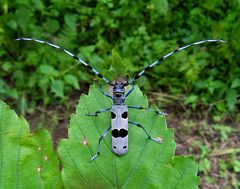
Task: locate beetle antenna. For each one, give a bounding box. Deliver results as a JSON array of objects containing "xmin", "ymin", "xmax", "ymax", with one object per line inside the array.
[
  {"xmin": 128, "ymin": 39, "xmax": 227, "ymax": 84},
  {"xmin": 16, "ymin": 38, "xmax": 110, "ymax": 84}
]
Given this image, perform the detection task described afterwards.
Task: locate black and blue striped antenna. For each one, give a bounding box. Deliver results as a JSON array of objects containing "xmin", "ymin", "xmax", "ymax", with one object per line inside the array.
[
  {"xmin": 16, "ymin": 38, "xmax": 226, "ymax": 86},
  {"xmin": 128, "ymin": 39, "xmax": 226, "ymax": 84},
  {"xmin": 15, "ymin": 38, "xmax": 111, "ymax": 85}
]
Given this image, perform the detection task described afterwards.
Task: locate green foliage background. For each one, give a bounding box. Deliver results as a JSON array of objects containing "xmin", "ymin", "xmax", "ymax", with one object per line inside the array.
[
  {"xmin": 0, "ymin": 1, "xmax": 239, "ymax": 188},
  {"xmin": 0, "ymin": 1, "xmax": 239, "ymax": 113}
]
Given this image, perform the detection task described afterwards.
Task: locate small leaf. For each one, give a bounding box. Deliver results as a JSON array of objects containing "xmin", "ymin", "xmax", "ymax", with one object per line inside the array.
[
  {"xmin": 15, "ymin": 7, "xmax": 31, "ymax": 29},
  {"xmin": 151, "ymin": 0, "xmax": 169, "ymax": 15},
  {"xmin": 64, "ymin": 14, "xmax": 77, "ymax": 31},
  {"xmin": 213, "ymin": 124, "xmax": 233, "ymax": 141},
  {"xmin": 51, "ymin": 80, "xmax": 64, "ymax": 98},
  {"xmin": 39, "ymin": 78, "xmax": 49, "ymax": 92},
  {"xmin": 199, "ymin": 158, "xmax": 211, "ymax": 174},
  {"xmin": 233, "ymin": 160, "xmax": 240, "ymax": 173},
  {"xmin": 0, "ymin": 80, "xmax": 6, "ymax": 94},
  {"xmin": 226, "ymin": 88, "xmax": 237, "ymax": 111},
  {"xmin": 43, "ymin": 18, "xmax": 60, "ymax": 33},
  {"xmin": 2, "ymin": 62, "xmax": 12, "ymax": 72},
  {"xmin": 33, "ymin": 0, "xmax": 45, "ymax": 11},
  {"xmin": 6, "ymin": 19, "xmax": 17, "ymax": 30},
  {"xmin": 231, "ymin": 78, "xmax": 240, "ymax": 88},
  {"xmin": 109, "ymin": 49, "xmax": 127, "ymax": 79},
  {"xmin": 215, "ymin": 102, "xmax": 227, "ymax": 112},
  {"xmin": 64, "ymin": 74, "xmax": 80, "ymax": 89},
  {"xmin": 208, "ymin": 80, "xmax": 225, "ymax": 94},
  {"xmin": 184, "ymin": 94, "xmax": 198, "ymax": 105},
  {"xmin": 5, "ymin": 88, "xmax": 19, "ymax": 99},
  {"xmin": 39, "ymin": 64, "xmax": 59, "ymax": 77}
]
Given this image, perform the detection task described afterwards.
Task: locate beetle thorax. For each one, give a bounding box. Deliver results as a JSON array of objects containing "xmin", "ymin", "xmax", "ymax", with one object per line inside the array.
[{"xmin": 112, "ymin": 82, "xmax": 127, "ymax": 105}]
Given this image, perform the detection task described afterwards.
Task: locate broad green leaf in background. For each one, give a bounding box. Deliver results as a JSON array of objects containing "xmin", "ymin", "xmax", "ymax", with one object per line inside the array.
[
  {"xmin": 64, "ymin": 74, "xmax": 80, "ymax": 89},
  {"xmin": 51, "ymin": 80, "xmax": 64, "ymax": 98},
  {"xmin": 0, "ymin": 101, "xmax": 63, "ymax": 189},
  {"xmin": 58, "ymin": 84, "xmax": 199, "ymax": 189},
  {"xmin": 43, "ymin": 18, "xmax": 60, "ymax": 34},
  {"xmin": 64, "ymin": 14, "xmax": 77, "ymax": 32},
  {"xmin": 151, "ymin": 0, "xmax": 169, "ymax": 15},
  {"xmin": 39, "ymin": 64, "xmax": 59, "ymax": 77},
  {"xmin": 226, "ymin": 88, "xmax": 237, "ymax": 111},
  {"xmin": 184, "ymin": 94, "xmax": 198, "ymax": 109},
  {"xmin": 231, "ymin": 78, "xmax": 240, "ymax": 88}
]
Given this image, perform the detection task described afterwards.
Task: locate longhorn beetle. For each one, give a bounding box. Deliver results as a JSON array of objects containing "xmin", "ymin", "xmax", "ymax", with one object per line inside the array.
[{"xmin": 16, "ymin": 38, "xmax": 226, "ymax": 161}]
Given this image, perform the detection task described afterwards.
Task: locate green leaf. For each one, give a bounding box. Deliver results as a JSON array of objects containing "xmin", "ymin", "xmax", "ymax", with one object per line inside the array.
[
  {"xmin": 184, "ymin": 94, "xmax": 198, "ymax": 106},
  {"xmin": 233, "ymin": 160, "xmax": 240, "ymax": 173},
  {"xmin": 231, "ymin": 78, "xmax": 240, "ymax": 88},
  {"xmin": 43, "ymin": 18, "xmax": 60, "ymax": 34},
  {"xmin": 6, "ymin": 19, "xmax": 17, "ymax": 30},
  {"xmin": 213, "ymin": 124, "xmax": 233, "ymax": 141},
  {"xmin": 226, "ymin": 88, "xmax": 237, "ymax": 111},
  {"xmin": 151, "ymin": 0, "xmax": 169, "ymax": 15},
  {"xmin": 39, "ymin": 64, "xmax": 59, "ymax": 77},
  {"xmin": 215, "ymin": 102, "xmax": 227, "ymax": 112},
  {"xmin": 51, "ymin": 80, "xmax": 64, "ymax": 98},
  {"xmin": 58, "ymin": 84, "xmax": 199, "ymax": 189},
  {"xmin": 5, "ymin": 88, "xmax": 19, "ymax": 99},
  {"xmin": 199, "ymin": 158, "xmax": 211, "ymax": 174},
  {"xmin": 0, "ymin": 100, "xmax": 63, "ymax": 188},
  {"xmin": 64, "ymin": 74, "xmax": 80, "ymax": 89},
  {"xmin": 15, "ymin": 7, "xmax": 31, "ymax": 29},
  {"xmin": 207, "ymin": 80, "xmax": 225, "ymax": 94},
  {"xmin": 2, "ymin": 61, "xmax": 12, "ymax": 72},
  {"xmin": 64, "ymin": 14, "xmax": 77, "ymax": 32},
  {"xmin": 109, "ymin": 49, "xmax": 127, "ymax": 80},
  {"xmin": 0, "ymin": 80, "xmax": 6, "ymax": 94}
]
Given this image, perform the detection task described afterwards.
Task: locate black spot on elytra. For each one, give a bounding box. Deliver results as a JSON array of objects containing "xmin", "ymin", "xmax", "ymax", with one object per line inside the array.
[
  {"xmin": 112, "ymin": 129, "xmax": 128, "ymax": 138},
  {"xmin": 111, "ymin": 112, "xmax": 116, "ymax": 119},
  {"xmin": 121, "ymin": 111, "xmax": 128, "ymax": 119},
  {"xmin": 119, "ymin": 129, "xmax": 128, "ymax": 138},
  {"xmin": 112, "ymin": 129, "xmax": 119, "ymax": 138}
]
